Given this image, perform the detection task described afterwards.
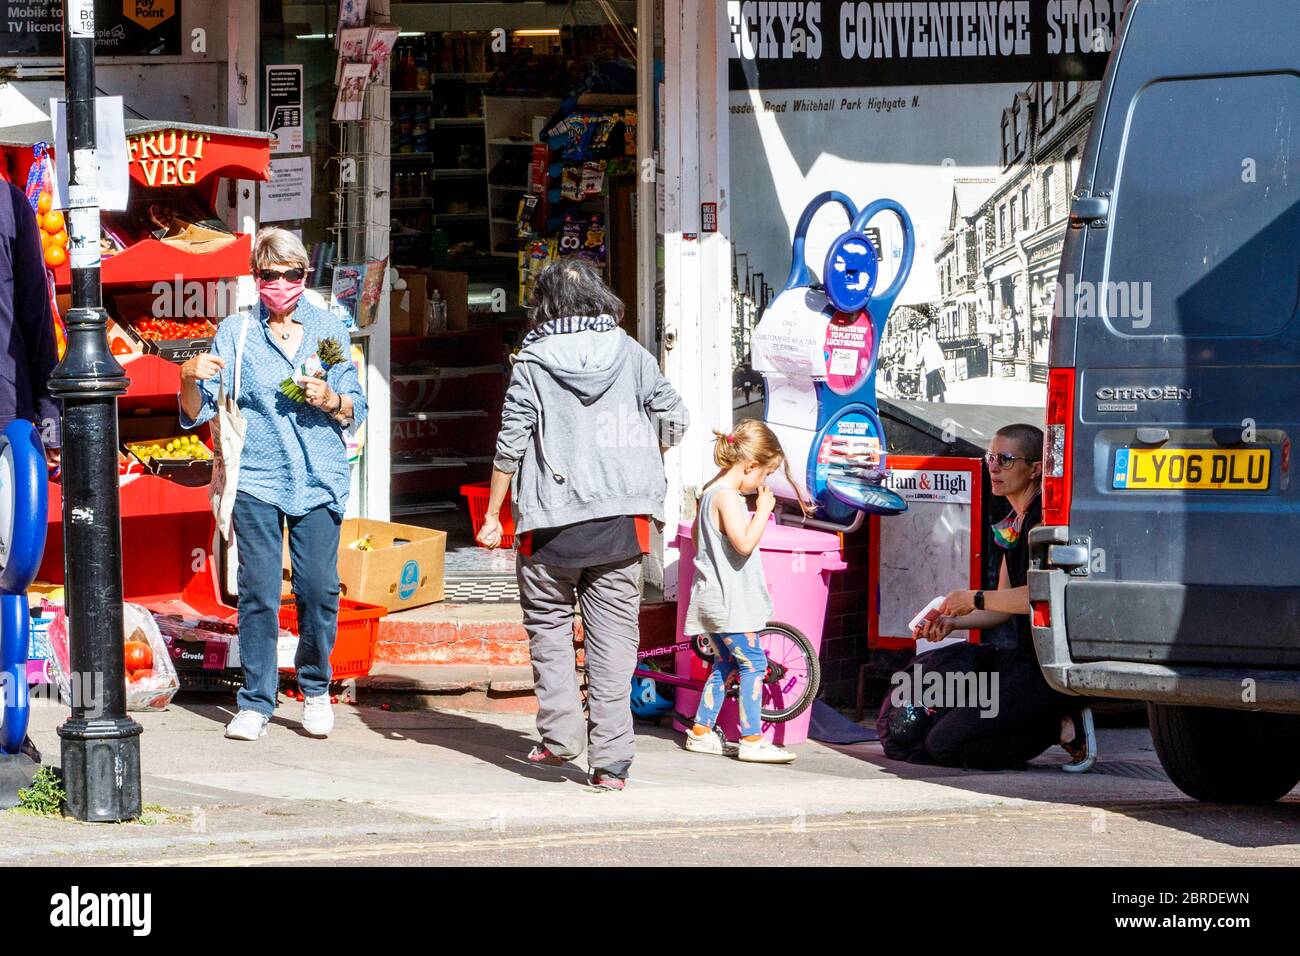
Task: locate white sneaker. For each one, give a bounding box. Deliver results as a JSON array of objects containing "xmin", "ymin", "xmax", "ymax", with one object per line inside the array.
[
  {"xmin": 737, "ymin": 738, "xmax": 796, "ymax": 764},
  {"xmin": 302, "ymin": 694, "xmax": 335, "ymax": 737},
  {"xmin": 684, "ymin": 728, "xmax": 739, "ymax": 756},
  {"xmin": 225, "ymin": 710, "xmax": 269, "ymax": 741}
]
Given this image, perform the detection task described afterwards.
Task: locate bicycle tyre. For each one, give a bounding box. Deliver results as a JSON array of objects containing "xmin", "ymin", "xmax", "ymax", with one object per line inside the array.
[{"xmin": 759, "ymin": 622, "xmax": 820, "ymax": 723}]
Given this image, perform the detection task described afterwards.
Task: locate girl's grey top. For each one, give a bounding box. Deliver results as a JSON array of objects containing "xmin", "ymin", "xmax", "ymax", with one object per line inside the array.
[{"xmin": 683, "ymin": 485, "xmax": 773, "ymax": 636}]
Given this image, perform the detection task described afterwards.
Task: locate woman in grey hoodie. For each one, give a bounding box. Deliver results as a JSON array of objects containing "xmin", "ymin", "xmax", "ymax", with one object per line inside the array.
[{"xmin": 478, "ymin": 260, "xmax": 689, "ymax": 790}]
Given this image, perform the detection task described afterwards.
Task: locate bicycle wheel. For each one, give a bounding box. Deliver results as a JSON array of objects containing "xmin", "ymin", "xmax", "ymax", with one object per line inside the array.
[{"xmin": 758, "ymin": 623, "xmax": 820, "ymax": 723}]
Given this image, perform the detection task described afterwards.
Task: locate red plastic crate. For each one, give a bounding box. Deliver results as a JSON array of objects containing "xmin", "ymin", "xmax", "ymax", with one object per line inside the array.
[
  {"xmin": 460, "ymin": 481, "xmax": 516, "ymax": 549},
  {"xmin": 278, "ymin": 598, "xmax": 385, "ymax": 681}
]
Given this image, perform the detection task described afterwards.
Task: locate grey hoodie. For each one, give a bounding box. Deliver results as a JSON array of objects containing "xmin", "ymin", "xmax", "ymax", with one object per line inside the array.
[{"xmin": 492, "ymin": 327, "xmax": 689, "ymax": 534}]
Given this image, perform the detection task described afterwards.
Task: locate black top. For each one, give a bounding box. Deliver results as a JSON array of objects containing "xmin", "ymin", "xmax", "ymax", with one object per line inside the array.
[
  {"xmin": 0, "ymin": 182, "xmax": 59, "ymax": 440},
  {"xmin": 529, "ymin": 515, "xmax": 641, "ymax": 569},
  {"xmin": 1002, "ymin": 493, "xmax": 1041, "ymax": 650}
]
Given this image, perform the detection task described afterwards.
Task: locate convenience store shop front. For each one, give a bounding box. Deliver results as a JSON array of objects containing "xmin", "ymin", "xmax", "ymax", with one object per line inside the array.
[{"xmin": 0, "ymin": 1, "xmax": 732, "ymax": 672}]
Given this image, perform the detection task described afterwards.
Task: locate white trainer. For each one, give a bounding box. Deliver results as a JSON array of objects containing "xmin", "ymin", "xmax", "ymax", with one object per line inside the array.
[
  {"xmin": 684, "ymin": 728, "xmax": 739, "ymax": 756},
  {"xmin": 737, "ymin": 738, "xmax": 797, "ymax": 764},
  {"xmin": 302, "ymin": 694, "xmax": 335, "ymax": 737},
  {"xmin": 225, "ymin": 710, "xmax": 269, "ymax": 741}
]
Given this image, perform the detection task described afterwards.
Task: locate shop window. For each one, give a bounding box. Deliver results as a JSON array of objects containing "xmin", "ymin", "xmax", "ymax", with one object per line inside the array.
[
  {"xmin": 1009, "ymin": 197, "xmax": 1018, "ymax": 239},
  {"xmin": 1041, "ymin": 82, "xmax": 1057, "ymax": 128},
  {"xmin": 1000, "ymin": 112, "xmax": 1012, "ymax": 166},
  {"xmin": 1021, "ymin": 186, "xmax": 1032, "ymax": 230}
]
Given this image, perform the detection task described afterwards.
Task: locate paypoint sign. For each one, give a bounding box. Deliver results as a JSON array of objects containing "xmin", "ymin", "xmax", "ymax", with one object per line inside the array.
[{"xmin": 124, "ymin": 0, "xmax": 175, "ymax": 28}]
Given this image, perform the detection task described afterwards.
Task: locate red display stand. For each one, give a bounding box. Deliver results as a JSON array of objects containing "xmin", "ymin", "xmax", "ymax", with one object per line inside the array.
[
  {"xmin": 3, "ymin": 121, "xmax": 272, "ymax": 606},
  {"xmin": 37, "ymin": 353, "xmax": 215, "ymax": 603}
]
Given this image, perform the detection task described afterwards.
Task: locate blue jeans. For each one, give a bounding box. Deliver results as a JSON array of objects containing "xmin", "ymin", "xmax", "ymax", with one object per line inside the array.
[
  {"xmin": 233, "ymin": 492, "xmax": 341, "ymax": 716},
  {"xmin": 693, "ymin": 632, "xmax": 767, "ymax": 738}
]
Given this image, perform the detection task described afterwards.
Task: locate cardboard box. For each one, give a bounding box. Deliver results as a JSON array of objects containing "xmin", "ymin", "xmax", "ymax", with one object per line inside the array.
[
  {"xmin": 338, "ymin": 518, "xmax": 446, "ymax": 611},
  {"xmin": 390, "ymin": 270, "xmax": 428, "ymax": 337},
  {"xmin": 283, "ymin": 518, "xmax": 447, "ymax": 611}
]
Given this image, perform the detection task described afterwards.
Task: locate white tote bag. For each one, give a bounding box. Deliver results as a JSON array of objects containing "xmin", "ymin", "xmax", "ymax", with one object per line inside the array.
[{"xmin": 210, "ymin": 315, "xmax": 252, "ymax": 539}]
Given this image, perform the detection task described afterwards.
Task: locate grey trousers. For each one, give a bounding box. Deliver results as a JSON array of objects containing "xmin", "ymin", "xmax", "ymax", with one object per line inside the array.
[{"xmin": 516, "ymin": 552, "xmax": 643, "ymax": 777}]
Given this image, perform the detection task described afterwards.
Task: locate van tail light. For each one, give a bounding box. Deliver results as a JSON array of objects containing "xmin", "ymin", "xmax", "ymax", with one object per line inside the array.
[
  {"xmin": 1043, "ymin": 367, "xmax": 1075, "ymax": 527},
  {"xmin": 1032, "ymin": 601, "xmax": 1051, "ymax": 628}
]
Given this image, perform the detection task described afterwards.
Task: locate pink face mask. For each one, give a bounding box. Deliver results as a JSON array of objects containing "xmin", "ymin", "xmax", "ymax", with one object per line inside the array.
[{"xmin": 257, "ymin": 277, "xmax": 306, "ymax": 315}]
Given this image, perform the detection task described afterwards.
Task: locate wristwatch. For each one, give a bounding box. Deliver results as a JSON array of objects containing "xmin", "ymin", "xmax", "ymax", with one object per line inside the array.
[{"xmin": 974, "ymin": 590, "xmax": 985, "ymax": 611}]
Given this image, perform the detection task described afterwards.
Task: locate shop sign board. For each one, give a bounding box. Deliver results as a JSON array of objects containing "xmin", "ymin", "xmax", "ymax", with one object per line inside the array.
[
  {"xmin": 727, "ymin": 0, "xmax": 1121, "ymax": 89},
  {"xmin": 869, "ymin": 456, "xmax": 983, "ymax": 650},
  {"xmin": 1, "ymin": 0, "xmax": 183, "ymax": 56}
]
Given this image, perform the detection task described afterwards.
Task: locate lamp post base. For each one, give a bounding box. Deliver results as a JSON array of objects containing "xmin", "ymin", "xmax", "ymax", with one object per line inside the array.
[
  {"xmin": 58, "ymin": 717, "xmax": 143, "ymax": 822},
  {"xmin": 0, "ymin": 753, "xmax": 38, "ymax": 810}
]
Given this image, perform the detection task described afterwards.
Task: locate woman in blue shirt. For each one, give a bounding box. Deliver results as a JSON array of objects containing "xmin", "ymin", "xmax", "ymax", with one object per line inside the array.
[{"xmin": 180, "ymin": 228, "xmax": 366, "ymax": 741}]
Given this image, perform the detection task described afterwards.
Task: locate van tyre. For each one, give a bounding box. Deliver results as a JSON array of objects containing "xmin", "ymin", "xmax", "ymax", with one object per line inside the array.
[{"xmin": 1148, "ymin": 703, "xmax": 1300, "ymax": 803}]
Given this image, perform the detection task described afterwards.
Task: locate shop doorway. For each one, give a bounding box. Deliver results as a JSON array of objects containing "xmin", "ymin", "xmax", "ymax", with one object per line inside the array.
[{"xmin": 379, "ymin": 1, "xmax": 650, "ymax": 586}]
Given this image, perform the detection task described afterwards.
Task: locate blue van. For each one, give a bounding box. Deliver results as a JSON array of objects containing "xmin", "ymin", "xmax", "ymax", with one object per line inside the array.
[{"xmin": 1029, "ymin": 0, "xmax": 1300, "ymax": 802}]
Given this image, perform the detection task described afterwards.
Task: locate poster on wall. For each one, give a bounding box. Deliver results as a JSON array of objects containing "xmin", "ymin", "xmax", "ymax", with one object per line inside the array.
[
  {"xmin": 1, "ymin": 0, "xmax": 183, "ymax": 56},
  {"xmin": 728, "ymin": 0, "xmax": 1128, "ymax": 410},
  {"xmin": 265, "ymin": 65, "xmax": 304, "ymax": 155}
]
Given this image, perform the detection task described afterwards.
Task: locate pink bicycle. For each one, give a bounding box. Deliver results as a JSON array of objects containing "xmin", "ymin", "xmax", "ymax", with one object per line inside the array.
[{"xmin": 632, "ymin": 622, "xmax": 820, "ymax": 724}]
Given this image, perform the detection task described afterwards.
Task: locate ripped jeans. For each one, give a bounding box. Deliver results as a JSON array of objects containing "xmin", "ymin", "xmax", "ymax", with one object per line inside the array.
[{"xmin": 693, "ymin": 632, "xmax": 768, "ymax": 738}]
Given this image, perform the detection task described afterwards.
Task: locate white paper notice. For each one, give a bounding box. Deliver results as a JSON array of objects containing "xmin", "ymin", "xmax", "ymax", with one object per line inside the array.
[
  {"xmin": 260, "ymin": 156, "xmax": 313, "ymax": 222},
  {"xmin": 49, "ymin": 96, "xmax": 130, "ymax": 211}
]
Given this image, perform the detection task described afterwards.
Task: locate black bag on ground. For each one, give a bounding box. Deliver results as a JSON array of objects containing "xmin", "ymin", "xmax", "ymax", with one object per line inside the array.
[{"xmin": 875, "ymin": 640, "xmax": 998, "ymax": 762}]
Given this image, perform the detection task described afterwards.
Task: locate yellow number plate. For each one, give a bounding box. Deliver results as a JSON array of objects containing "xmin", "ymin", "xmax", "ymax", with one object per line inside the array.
[{"xmin": 1113, "ymin": 447, "xmax": 1271, "ymax": 491}]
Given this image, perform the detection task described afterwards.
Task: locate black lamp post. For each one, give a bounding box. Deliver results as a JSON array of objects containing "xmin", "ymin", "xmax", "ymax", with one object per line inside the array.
[{"xmin": 47, "ymin": 1, "xmax": 142, "ymax": 822}]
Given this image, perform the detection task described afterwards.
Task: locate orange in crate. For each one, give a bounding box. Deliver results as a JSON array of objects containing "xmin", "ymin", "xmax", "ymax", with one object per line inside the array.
[
  {"xmin": 460, "ymin": 481, "xmax": 515, "ymax": 549},
  {"xmin": 278, "ymin": 598, "xmax": 385, "ymax": 681}
]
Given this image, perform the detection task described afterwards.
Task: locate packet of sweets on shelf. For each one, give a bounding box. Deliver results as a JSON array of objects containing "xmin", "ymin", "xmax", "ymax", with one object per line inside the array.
[{"xmin": 907, "ymin": 595, "xmax": 946, "ymax": 635}]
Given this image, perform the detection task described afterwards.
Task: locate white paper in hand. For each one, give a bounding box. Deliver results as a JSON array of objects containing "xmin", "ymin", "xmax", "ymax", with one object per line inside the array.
[{"xmin": 907, "ymin": 595, "xmax": 946, "ymax": 635}]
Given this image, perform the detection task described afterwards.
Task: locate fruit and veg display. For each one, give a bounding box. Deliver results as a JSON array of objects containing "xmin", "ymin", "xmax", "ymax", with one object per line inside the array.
[
  {"xmin": 132, "ymin": 317, "xmax": 213, "ymax": 341},
  {"xmin": 48, "ymin": 604, "xmax": 180, "ymax": 712},
  {"xmin": 36, "ymin": 197, "xmax": 69, "ymax": 267},
  {"xmin": 128, "ymin": 434, "xmax": 212, "ymax": 464}
]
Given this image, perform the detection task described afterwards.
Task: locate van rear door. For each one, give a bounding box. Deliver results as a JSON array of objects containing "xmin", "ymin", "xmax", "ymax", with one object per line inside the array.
[{"xmin": 1061, "ymin": 0, "xmax": 1300, "ymax": 667}]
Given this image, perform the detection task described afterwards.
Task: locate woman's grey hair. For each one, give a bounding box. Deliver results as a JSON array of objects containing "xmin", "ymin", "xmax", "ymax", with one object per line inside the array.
[
  {"xmin": 526, "ymin": 258, "xmax": 624, "ymax": 327},
  {"xmin": 250, "ymin": 226, "xmax": 310, "ymax": 272}
]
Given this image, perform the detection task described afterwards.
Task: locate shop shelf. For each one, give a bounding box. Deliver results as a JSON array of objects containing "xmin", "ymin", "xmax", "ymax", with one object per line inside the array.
[
  {"xmin": 51, "ymin": 234, "xmax": 253, "ymax": 289},
  {"xmin": 278, "ymin": 598, "xmax": 385, "ymax": 682},
  {"xmin": 434, "ymin": 167, "xmax": 487, "ymax": 177}
]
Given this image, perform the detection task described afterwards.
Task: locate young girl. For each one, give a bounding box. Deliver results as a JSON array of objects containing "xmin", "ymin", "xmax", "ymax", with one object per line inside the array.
[{"xmin": 683, "ymin": 419, "xmax": 807, "ymax": 764}]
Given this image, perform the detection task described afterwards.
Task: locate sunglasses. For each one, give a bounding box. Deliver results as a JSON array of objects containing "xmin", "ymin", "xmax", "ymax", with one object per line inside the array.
[
  {"xmin": 256, "ymin": 267, "xmax": 308, "ymax": 282},
  {"xmin": 985, "ymin": 452, "xmax": 1040, "ymax": 469}
]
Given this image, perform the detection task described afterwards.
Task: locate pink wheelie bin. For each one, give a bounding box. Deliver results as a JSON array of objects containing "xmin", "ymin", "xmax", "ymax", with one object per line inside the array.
[{"xmin": 671, "ymin": 516, "xmax": 847, "ymax": 746}]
